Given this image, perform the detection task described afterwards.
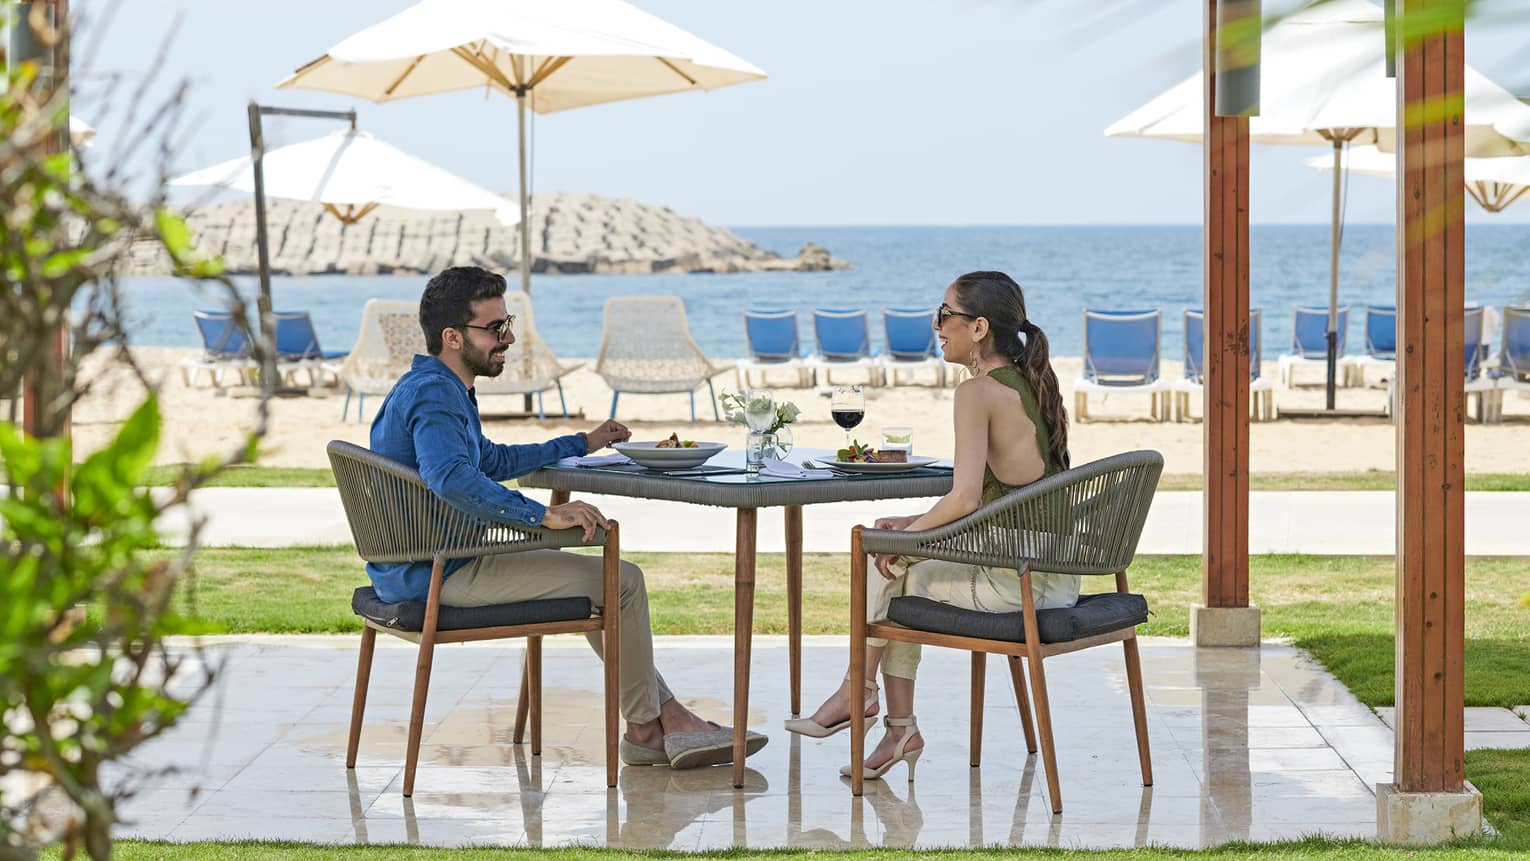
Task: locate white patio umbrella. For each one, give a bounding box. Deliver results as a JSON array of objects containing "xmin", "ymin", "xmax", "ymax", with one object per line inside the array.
[
  {"xmin": 1105, "ymin": 0, "xmax": 1530, "ymax": 404},
  {"xmin": 68, "ymin": 115, "xmax": 95, "ymax": 147},
  {"xmin": 276, "ymin": 0, "xmax": 766, "ymax": 294},
  {"xmin": 1304, "ymin": 144, "xmax": 1530, "ymax": 213},
  {"xmin": 168, "ymin": 127, "xmax": 518, "ymax": 225}
]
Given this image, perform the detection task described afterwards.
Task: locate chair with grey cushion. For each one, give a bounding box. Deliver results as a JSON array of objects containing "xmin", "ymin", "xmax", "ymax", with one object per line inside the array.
[
  {"xmin": 328, "ymin": 440, "xmax": 621, "ymax": 796},
  {"xmin": 848, "ymin": 450, "xmax": 1163, "ymax": 812}
]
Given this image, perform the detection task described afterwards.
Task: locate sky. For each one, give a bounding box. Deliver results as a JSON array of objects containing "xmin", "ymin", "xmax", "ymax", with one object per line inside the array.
[{"xmin": 59, "ymin": 0, "xmax": 1530, "ymax": 226}]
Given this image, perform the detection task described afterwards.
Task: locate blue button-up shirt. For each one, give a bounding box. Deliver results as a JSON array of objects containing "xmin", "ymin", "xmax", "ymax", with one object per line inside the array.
[{"xmin": 366, "ymin": 354, "xmax": 587, "ymax": 603}]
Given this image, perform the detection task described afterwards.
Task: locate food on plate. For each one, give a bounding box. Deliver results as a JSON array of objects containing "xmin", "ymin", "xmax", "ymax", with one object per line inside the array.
[
  {"xmin": 836, "ymin": 441, "xmax": 907, "ymax": 463},
  {"xmin": 656, "ymin": 432, "xmax": 698, "ymax": 449}
]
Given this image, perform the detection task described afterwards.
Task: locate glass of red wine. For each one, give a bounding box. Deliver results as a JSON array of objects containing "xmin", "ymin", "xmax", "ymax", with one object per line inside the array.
[{"xmin": 830, "ymin": 385, "xmax": 865, "ymax": 449}]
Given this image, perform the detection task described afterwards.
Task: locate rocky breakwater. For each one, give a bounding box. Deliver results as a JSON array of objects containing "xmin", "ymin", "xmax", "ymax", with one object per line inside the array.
[{"xmin": 122, "ymin": 192, "xmax": 850, "ymax": 276}]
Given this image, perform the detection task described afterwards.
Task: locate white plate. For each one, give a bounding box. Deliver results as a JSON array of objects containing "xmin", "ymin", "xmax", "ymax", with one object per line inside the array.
[
  {"xmin": 612, "ymin": 440, "xmax": 727, "ymax": 470},
  {"xmin": 813, "ymin": 455, "xmax": 941, "ymax": 474}
]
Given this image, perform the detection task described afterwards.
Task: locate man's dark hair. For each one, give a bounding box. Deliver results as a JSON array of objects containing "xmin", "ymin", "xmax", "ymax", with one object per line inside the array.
[{"xmin": 419, "ymin": 266, "xmax": 508, "ymax": 355}]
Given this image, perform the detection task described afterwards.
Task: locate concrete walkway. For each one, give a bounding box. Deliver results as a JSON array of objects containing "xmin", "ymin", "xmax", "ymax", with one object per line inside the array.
[{"xmin": 158, "ymin": 488, "xmax": 1530, "ymax": 554}]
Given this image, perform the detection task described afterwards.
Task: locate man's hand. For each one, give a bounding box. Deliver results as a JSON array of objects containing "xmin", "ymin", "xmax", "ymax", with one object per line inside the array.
[
  {"xmin": 583, "ymin": 420, "xmax": 631, "ymax": 451},
  {"xmin": 542, "ymin": 501, "xmax": 610, "ymax": 541}
]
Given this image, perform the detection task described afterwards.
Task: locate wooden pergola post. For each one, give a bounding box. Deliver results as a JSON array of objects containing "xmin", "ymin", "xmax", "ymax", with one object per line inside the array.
[
  {"xmin": 1376, "ymin": 0, "xmax": 1480, "ymax": 841},
  {"xmin": 1192, "ymin": 0, "xmax": 1259, "ymax": 647}
]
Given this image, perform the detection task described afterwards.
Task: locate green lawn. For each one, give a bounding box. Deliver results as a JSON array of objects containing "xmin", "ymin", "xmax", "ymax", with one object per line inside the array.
[
  {"xmin": 133, "ymin": 467, "xmax": 1530, "ymax": 491},
  {"xmin": 147, "ymin": 550, "xmax": 1530, "ymax": 709}
]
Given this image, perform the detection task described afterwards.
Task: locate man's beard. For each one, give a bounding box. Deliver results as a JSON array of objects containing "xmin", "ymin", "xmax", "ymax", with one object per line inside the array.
[{"xmin": 462, "ymin": 339, "xmax": 505, "ymax": 377}]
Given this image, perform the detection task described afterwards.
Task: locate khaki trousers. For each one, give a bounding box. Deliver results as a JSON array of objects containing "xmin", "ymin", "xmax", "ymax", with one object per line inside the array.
[
  {"xmin": 440, "ymin": 550, "xmax": 674, "ymax": 724},
  {"xmin": 868, "ymin": 558, "xmax": 1081, "ymax": 680}
]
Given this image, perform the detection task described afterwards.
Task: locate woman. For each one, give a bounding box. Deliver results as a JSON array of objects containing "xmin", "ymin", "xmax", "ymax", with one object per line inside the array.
[{"xmin": 783, "ymin": 270, "xmax": 1075, "ymax": 781}]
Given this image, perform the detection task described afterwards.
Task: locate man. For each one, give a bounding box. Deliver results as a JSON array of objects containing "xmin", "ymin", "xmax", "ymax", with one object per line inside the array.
[{"xmin": 368, "ymin": 266, "xmax": 765, "ymax": 769}]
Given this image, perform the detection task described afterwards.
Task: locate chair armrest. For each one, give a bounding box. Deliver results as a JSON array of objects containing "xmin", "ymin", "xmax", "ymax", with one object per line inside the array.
[
  {"xmin": 329, "ymin": 439, "xmax": 609, "ymax": 564},
  {"xmin": 858, "ymin": 450, "xmax": 1163, "ymax": 576}
]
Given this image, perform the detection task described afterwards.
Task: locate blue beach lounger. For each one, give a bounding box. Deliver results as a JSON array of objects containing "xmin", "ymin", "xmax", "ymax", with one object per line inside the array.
[
  {"xmin": 1490, "ymin": 305, "xmax": 1530, "ymax": 416},
  {"xmin": 274, "ymin": 311, "xmax": 350, "ymax": 387},
  {"xmin": 1386, "ymin": 305, "xmax": 1502, "ymax": 423},
  {"xmin": 1278, "ymin": 304, "xmax": 1350, "ymax": 387},
  {"xmin": 1341, "ymin": 304, "xmax": 1395, "ymax": 387},
  {"xmin": 179, "ymin": 310, "xmax": 256, "ymax": 387},
  {"xmin": 808, "ymin": 307, "xmax": 881, "ymax": 386},
  {"xmin": 1073, "ymin": 308, "xmax": 1170, "ymax": 421},
  {"xmin": 877, "ymin": 307, "xmax": 946, "ymax": 387},
  {"xmin": 1173, "ymin": 308, "xmax": 1275, "ymax": 421},
  {"xmin": 735, "ymin": 307, "xmax": 812, "ymax": 389}
]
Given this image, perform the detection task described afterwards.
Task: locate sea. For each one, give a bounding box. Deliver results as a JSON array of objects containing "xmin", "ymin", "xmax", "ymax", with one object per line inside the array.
[{"xmin": 119, "ymin": 224, "xmax": 1530, "ymax": 359}]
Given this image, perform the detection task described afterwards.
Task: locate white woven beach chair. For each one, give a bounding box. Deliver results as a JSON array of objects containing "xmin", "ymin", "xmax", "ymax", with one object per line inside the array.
[
  {"xmin": 594, "ymin": 296, "xmax": 728, "ymax": 423},
  {"xmin": 335, "ymin": 299, "xmax": 425, "ymax": 422},
  {"xmin": 473, "ymin": 291, "xmax": 583, "ymax": 418}
]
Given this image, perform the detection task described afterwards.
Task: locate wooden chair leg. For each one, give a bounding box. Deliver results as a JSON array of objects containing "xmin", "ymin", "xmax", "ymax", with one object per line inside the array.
[
  {"xmin": 1007, "ymin": 655, "xmax": 1037, "ymax": 754},
  {"xmin": 603, "ymin": 524, "xmax": 622, "ymax": 788},
  {"xmin": 970, "ymin": 652, "xmax": 986, "ymax": 767},
  {"xmin": 785, "ymin": 505, "xmax": 804, "ymax": 715},
  {"xmin": 1024, "ymin": 651, "xmax": 1062, "ymax": 814},
  {"xmin": 402, "ymin": 634, "xmax": 436, "ymax": 797},
  {"xmin": 347, "ymin": 626, "xmax": 377, "ymax": 768},
  {"xmin": 849, "ymin": 528, "xmax": 868, "ymax": 797},
  {"xmin": 1019, "ymin": 566, "xmax": 1061, "ymax": 813},
  {"xmin": 513, "ymin": 654, "xmax": 530, "ymax": 744},
  {"xmin": 1122, "ymin": 635, "xmax": 1154, "ymax": 786},
  {"xmin": 528, "ymin": 635, "xmax": 543, "ymax": 756}
]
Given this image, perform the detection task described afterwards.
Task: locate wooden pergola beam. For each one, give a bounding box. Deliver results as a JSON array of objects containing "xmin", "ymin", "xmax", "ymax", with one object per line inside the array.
[
  {"xmin": 1393, "ymin": 0, "xmax": 1466, "ymax": 794},
  {"xmin": 1379, "ymin": 0, "xmax": 1479, "ymax": 842},
  {"xmin": 1195, "ymin": 0, "xmax": 1256, "ymax": 646}
]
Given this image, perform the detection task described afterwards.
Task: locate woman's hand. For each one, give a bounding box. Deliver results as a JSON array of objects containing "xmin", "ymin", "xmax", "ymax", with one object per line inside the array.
[
  {"xmin": 873, "ymin": 514, "xmax": 918, "ymax": 531},
  {"xmin": 873, "ymin": 553, "xmax": 902, "ymax": 580}
]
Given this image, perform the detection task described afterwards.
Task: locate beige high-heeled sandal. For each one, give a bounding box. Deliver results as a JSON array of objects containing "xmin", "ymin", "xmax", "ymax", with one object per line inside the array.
[
  {"xmin": 783, "ymin": 677, "xmax": 879, "ymax": 738},
  {"xmin": 839, "ymin": 715, "xmax": 922, "ymax": 781}
]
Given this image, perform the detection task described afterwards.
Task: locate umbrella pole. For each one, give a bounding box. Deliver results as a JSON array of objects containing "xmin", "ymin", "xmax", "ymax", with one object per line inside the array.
[
  {"xmin": 1325, "ymin": 136, "xmax": 1343, "ymax": 410},
  {"xmin": 248, "ymin": 101, "xmax": 277, "ymax": 399},
  {"xmin": 517, "ymin": 90, "xmax": 532, "ymax": 295},
  {"xmin": 517, "ymin": 89, "xmax": 535, "ymax": 414}
]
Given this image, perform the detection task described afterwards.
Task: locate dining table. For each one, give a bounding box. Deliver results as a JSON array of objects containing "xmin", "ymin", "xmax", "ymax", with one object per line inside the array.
[{"xmin": 519, "ymin": 446, "xmax": 953, "ymax": 786}]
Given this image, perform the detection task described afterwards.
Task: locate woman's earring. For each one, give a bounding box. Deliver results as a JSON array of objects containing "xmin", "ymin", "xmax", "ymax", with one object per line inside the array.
[{"xmin": 968, "ymin": 344, "xmax": 981, "ymax": 377}]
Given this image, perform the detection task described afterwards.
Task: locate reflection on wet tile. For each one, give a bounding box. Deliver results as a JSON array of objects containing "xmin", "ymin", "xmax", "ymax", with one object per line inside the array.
[{"xmin": 111, "ymin": 637, "xmax": 1407, "ymax": 849}]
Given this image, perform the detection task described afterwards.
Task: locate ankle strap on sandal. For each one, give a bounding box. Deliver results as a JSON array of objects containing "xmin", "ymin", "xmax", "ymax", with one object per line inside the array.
[
  {"xmin": 845, "ymin": 673, "xmax": 879, "ymax": 693},
  {"xmin": 883, "ymin": 715, "xmax": 917, "ymax": 729}
]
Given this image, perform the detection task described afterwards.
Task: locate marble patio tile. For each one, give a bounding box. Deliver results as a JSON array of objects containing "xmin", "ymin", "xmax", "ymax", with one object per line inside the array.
[
  {"xmin": 1465, "ymin": 731, "xmax": 1530, "ymax": 750},
  {"xmin": 1463, "ymin": 707, "xmax": 1530, "ymax": 732},
  {"xmin": 341, "ymin": 816, "xmax": 525, "ymax": 848},
  {"xmin": 167, "ymin": 813, "xmax": 352, "ymax": 842}
]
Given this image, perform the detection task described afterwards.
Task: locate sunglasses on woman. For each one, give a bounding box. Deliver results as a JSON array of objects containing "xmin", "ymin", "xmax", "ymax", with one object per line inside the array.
[
  {"xmin": 937, "ymin": 303, "xmax": 980, "ymax": 323},
  {"xmin": 461, "ymin": 315, "xmax": 517, "ymax": 341}
]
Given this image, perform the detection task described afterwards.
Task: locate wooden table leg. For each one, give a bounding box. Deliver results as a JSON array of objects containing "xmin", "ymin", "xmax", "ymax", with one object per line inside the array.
[
  {"xmin": 785, "ymin": 504, "xmax": 803, "ymax": 715},
  {"xmin": 550, "ymin": 489, "xmax": 571, "ymax": 506},
  {"xmin": 733, "ymin": 507, "xmax": 758, "ymax": 788}
]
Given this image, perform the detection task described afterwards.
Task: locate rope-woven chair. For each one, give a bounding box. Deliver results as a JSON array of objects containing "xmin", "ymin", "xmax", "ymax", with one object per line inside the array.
[
  {"xmin": 328, "ymin": 440, "xmax": 621, "ymax": 795},
  {"xmin": 594, "ymin": 296, "xmax": 728, "ymax": 423},
  {"xmin": 474, "ymin": 290, "xmax": 584, "ymax": 418},
  {"xmin": 336, "ymin": 300, "xmax": 427, "ymax": 422},
  {"xmin": 848, "ymin": 450, "xmax": 1164, "ymax": 812}
]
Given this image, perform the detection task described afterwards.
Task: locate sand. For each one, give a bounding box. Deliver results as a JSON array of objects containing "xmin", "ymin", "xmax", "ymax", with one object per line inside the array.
[{"xmin": 56, "ymin": 347, "xmax": 1530, "ymax": 476}]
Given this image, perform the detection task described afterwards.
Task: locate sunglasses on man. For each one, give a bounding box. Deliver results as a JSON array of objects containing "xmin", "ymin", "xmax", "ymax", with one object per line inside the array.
[
  {"xmin": 937, "ymin": 303, "xmax": 980, "ymax": 323},
  {"xmin": 461, "ymin": 315, "xmax": 517, "ymax": 341}
]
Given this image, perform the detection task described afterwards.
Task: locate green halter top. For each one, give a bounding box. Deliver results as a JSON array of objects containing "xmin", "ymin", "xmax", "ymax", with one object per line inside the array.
[{"xmin": 980, "ymin": 364, "xmax": 1060, "ymax": 505}]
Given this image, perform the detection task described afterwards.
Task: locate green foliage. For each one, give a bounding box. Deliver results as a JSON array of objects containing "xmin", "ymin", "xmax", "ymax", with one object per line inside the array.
[
  {"xmin": 2, "ymin": 50, "xmax": 264, "ymax": 861},
  {"xmin": 1, "ymin": 398, "xmax": 214, "ymax": 861}
]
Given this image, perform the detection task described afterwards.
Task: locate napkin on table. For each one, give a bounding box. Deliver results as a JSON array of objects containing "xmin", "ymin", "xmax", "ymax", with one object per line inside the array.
[
  {"xmin": 760, "ymin": 458, "xmax": 835, "ymax": 479},
  {"xmin": 558, "ymin": 452, "xmax": 633, "ymax": 468}
]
